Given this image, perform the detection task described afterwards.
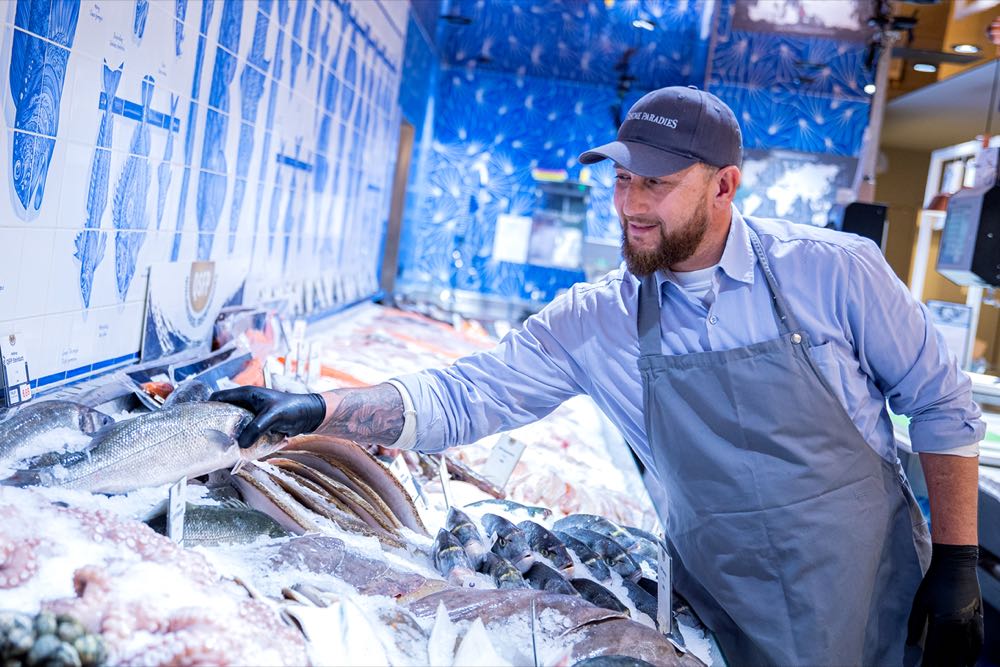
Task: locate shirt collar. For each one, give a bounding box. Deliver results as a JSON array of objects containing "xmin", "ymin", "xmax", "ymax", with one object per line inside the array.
[{"xmin": 642, "ymin": 205, "xmax": 756, "ymax": 305}]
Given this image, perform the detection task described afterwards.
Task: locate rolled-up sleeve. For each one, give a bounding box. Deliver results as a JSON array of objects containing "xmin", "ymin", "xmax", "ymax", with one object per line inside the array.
[
  {"xmin": 845, "ymin": 239, "xmax": 985, "ymax": 454},
  {"xmin": 392, "ymin": 290, "xmax": 589, "ymax": 453}
]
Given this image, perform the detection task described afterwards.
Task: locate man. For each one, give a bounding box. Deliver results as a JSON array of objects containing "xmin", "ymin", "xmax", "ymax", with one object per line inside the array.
[{"xmin": 215, "ymin": 87, "xmax": 984, "ymax": 666}]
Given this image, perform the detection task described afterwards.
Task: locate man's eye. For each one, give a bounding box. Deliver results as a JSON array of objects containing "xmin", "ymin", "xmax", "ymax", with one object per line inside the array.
[{"xmin": 614, "ymin": 174, "xmax": 629, "ymax": 182}]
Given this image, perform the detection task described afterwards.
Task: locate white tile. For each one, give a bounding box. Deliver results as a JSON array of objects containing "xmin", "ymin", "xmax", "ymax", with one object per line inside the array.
[
  {"xmin": 63, "ymin": 50, "xmax": 110, "ymax": 146},
  {"xmin": 39, "ymin": 312, "xmax": 73, "ymax": 379},
  {"xmin": 47, "ymin": 228, "xmax": 91, "ymax": 313},
  {"xmin": 14, "ymin": 228, "xmax": 54, "ymax": 319},
  {"xmin": 0, "ymin": 226, "xmax": 25, "ymax": 319},
  {"xmin": 75, "ymin": 1, "xmax": 134, "ymax": 63}
]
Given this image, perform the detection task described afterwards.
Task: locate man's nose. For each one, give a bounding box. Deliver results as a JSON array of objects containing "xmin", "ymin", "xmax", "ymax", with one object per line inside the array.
[{"xmin": 619, "ymin": 185, "xmax": 649, "ymax": 219}]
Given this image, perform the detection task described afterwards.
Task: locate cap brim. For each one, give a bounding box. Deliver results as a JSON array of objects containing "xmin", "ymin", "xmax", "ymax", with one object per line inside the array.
[{"xmin": 578, "ymin": 141, "xmax": 698, "ymax": 178}]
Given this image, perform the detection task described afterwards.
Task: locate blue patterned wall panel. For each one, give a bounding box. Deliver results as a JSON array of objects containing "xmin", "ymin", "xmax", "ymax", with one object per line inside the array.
[
  {"xmin": 8, "ymin": 0, "xmax": 81, "ymax": 216},
  {"xmin": 438, "ymin": 0, "xmax": 712, "ymax": 90},
  {"xmin": 396, "ymin": 0, "xmax": 876, "ymax": 306},
  {"xmin": 0, "ymin": 0, "xmax": 407, "ymax": 386}
]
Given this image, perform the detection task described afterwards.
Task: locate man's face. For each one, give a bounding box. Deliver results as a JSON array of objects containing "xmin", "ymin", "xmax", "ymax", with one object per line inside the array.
[{"xmin": 613, "ymin": 163, "xmax": 714, "ymax": 276}]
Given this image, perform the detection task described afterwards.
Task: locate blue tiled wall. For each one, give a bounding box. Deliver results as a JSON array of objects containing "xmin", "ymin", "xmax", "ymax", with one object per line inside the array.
[
  {"xmin": 0, "ymin": 0, "xmax": 407, "ymax": 388},
  {"xmin": 395, "ymin": 0, "xmax": 876, "ymax": 305}
]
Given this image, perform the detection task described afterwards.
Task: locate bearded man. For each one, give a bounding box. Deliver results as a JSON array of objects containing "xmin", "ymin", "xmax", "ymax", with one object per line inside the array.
[{"xmin": 216, "ymin": 87, "xmax": 984, "ymax": 667}]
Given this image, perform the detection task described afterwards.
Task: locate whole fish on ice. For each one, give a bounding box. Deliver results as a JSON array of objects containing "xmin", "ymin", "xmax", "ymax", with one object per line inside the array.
[
  {"xmin": 481, "ymin": 513, "xmax": 534, "ymax": 573},
  {"xmin": 145, "ymin": 500, "xmax": 289, "ymax": 546},
  {"xmin": 446, "ymin": 507, "xmax": 488, "ymax": 568},
  {"xmin": 3, "ymin": 402, "xmax": 283, "ymax": 494},
  {"xmin": 0, "ymin": 400, "xmax": 112, "ymax": 469}
]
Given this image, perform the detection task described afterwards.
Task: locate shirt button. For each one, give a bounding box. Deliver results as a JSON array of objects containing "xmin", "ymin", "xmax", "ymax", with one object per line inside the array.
[
  {"xmin": 709, "ymin": 315, "xmax": 718, "ymax": 325},
  {"xmin": 791, "ymin": 333, "xmax": 802, "ymax": 344}
]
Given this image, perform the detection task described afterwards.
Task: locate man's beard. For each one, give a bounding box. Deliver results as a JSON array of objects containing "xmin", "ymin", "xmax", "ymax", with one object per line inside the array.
[{"xmin": 621, "ymin": 206, "xmax": 709, "ymax": 276}]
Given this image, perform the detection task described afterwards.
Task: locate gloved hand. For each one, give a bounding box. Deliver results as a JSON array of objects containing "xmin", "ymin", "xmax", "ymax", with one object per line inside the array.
[
  {"xmin": 907, "ymin": 543, "xmax": 983, "ymax": 667},
  {"xmin": 211, "ymin": 387, "xmax": 327, "ymax": 448}
]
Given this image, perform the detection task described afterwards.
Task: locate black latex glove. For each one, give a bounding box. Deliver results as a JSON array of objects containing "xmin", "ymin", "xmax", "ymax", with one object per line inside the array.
[
  {"xmin": 907, "ymin": 543, "xmax": 983, "ymax": 667},
  {"xmin": 211, "ymin": 387, "xmax": 326, "ymax": 448}
]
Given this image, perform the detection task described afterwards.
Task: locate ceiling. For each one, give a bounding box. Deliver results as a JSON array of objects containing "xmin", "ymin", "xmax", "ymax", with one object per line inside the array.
[{"xmin": 882, "ymin": 58, "xmax": 1000, "ymax": 151}]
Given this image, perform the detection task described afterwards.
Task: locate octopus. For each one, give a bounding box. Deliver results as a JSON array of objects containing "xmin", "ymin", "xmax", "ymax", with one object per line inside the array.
[{"xmin": 0, "ymin": 535, "xmax": 42, "ymax": 588}]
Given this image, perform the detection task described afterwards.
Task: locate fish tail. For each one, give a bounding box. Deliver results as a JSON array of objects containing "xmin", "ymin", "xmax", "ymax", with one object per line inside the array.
[
  {"xmin": 49, "ymin": 0, "xmax": 82, "ymax": 49},
  {"xmin": 102, "ymin": 60, "xmax": 124, "ymax": 99},
  {"xmin": 140, "ymin": 75, "xmax": 155, "ymax": 120}
]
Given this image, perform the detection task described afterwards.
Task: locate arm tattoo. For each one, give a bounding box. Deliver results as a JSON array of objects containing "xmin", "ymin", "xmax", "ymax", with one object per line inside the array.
[{"xmin": 321, "ymin": 383, "xmax": 404, "ymax": 446}]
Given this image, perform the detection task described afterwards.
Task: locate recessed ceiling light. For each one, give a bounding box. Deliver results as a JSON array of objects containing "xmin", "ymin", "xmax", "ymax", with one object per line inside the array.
[
  {"xmin": 913, "ymin": 63, "xmax": 937, "ymax": 73},
  {"xmin": 864, "ymin": 83, "xmax": 877, "ymax": 94},
  {"xmin": 952, "ymin": 43, "xmax": 981, "ymax": 54},
  {"xmin": 632, "ymin": 18, "xmax": 655, "ymax": 31}
]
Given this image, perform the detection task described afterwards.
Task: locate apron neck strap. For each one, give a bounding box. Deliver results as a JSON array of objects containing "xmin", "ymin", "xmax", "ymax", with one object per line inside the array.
[
  {"xmin": 746, "ymin": 224, "xmax": 801, "ymax": 335},
  {"xmin": 638, "ymin": 273, "xmax": 662, "ymax": 357}
]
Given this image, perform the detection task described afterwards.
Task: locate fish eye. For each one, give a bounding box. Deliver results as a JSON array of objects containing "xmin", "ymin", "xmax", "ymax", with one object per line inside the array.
[{"xmin": 13, "ymin": 159, "xmax": 21, "ymax": 180}]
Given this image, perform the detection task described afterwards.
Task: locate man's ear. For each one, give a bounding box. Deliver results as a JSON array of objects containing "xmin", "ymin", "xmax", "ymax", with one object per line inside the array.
[{"xmin": 714, "ymin": 166, "xmax": 742, "ymax": 207}]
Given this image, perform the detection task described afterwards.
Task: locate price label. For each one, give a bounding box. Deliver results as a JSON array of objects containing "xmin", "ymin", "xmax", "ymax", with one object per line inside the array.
[
  {"xmin": 389, "ymin": 455, "xmax": 428, "ymax": 512},
  {"xmin": 439, "ymin": 455, "xmax": 453, "ymax": 509},
  {"xmin": 657, "ymin": 540, "xmax": 672, "ymax": 635},
  {"xmin": 481, "ymin": 434, "xmax": 526, "ymax": 489},
  {"xmin": 167, "ymin": 477, "xmax": 187, "ymax": 545}
]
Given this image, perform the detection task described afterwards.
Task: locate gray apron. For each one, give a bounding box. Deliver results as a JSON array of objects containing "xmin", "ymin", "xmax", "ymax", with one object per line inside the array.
[{"xmin": 637, "ymin": 224, "xmax": 931, "ymax": 666}]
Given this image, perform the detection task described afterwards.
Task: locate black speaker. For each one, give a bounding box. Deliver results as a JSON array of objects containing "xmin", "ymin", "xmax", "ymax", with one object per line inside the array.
[{"xmin": 841, "ymin": 202, "xmax": 888, "ymax": 251}]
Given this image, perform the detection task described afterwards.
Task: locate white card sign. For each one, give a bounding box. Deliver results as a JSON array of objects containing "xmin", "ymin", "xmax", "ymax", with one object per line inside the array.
[
  {"xmin": 167, "ymin": 477, "xmax": 187, "ymax": 545},
  {"xmin": 0, "ymin": 332, "xmax": 31, "ymax": 408},
  {"xmin": 481, "ymin": 434, "xmax": 526, "ymax": 489}
]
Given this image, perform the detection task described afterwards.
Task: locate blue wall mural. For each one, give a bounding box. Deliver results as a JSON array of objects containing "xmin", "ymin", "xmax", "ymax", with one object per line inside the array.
[
  {"xmin": 0, "ymin": 0, "xmax": 407, "ymax": 389},
  {"xmin": 397, "ymin": 0, "xmax": 877, "ymax": 305},
  {"xmin": 9, "ymin": 0, "xmax": 81, "ymax": 215}
]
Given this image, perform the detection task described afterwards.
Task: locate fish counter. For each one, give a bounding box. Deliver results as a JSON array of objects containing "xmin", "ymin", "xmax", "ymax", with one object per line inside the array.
[{"xmin": 0, "ymin": 304, "xmax": 714, "ymax": 666}]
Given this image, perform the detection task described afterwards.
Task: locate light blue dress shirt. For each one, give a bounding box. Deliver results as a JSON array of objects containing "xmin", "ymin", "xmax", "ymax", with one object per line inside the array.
[{"xmin": 394, "ymin": 207, "xmax": 985, "ymax": 472}]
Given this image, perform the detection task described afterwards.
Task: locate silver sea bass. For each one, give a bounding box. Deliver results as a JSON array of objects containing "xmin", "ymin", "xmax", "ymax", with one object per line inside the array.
[
  {"xmin": 0, "ymin": 400, "xmax": 112, "ymax": 468},
  {"xmin": 8, "ymin": 402, "xmax": 283, "ymax": 494}
]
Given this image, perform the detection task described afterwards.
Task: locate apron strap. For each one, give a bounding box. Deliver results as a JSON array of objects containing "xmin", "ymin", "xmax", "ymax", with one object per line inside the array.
[
  {"xmin": 746, "ymin": 224, "xmax": 802, "ymax": 335},
  {"xmin": 637, "ymin": 274, "xmax": 662, "ymax": 357}
]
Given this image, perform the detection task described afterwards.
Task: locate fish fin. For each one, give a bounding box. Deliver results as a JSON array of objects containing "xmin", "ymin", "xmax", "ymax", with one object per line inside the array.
[
  {"xmin": 8, "ymin": 27, "xmax": 30, "ymax": 101},
  {"xmin": 219, "ymin": 497, "xmax": 252, "ymax": 511},
  {"xmin": 230, "ymin": 459, "xmax": 246, "ymax": 476},
  {"xmin": 205, "ymin": 428, "xmax": 237, "ymax": 449}
]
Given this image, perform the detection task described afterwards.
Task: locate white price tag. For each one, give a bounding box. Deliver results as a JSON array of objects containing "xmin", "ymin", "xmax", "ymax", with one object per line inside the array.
[
  {"xmin": 657, "ymin": 541, "xmax": 672, "ymax": 635},
  {"xmin": 167, "ymin": 477, "xmax": 187, "ymax": 545},
  {"xmin": 389, "ymin": 455, "xmax": 427, "ymax": 511},
  {"xmin": 481, "ymin": 434, "xmax": 526, "ymax": 489},
  {"xmin": 439, "ymin": 455, "xmax": 453, "ymax": 509}
]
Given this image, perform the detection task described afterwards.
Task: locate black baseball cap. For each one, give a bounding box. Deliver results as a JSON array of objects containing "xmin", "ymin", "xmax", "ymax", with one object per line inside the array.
[{"xmin": 579, "ymin": 86, "xmax": 743, "ymax": 177}]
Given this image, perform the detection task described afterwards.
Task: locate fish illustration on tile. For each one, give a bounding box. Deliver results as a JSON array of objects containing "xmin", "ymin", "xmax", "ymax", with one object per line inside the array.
[
  {"xmin": 133, "ymin": 0, "xmax": 148, "ymax": 40},
  {"xmin": 155, "ymin": 94, "xmax": 178, "ymax": 230},
  {"xmin": 195, "ymin": 0, "xmax": 242, "ymax": 260},
  {"xmin": 174, "ymin": 0, "xmax": 188, "ymax": 55},
  {"xmin": 113, "ymin": 75, "xmax": 155, "ymax": 302},
  {"xmin": 281, "ymin": 143, "xmax": 301, "ymax": 271},
  {"xmin": 306, "ymin": 1, "xmax": 320, "ymax": 75},
  {"xmin": 8, "ymin": 0, "xmax": 81, "ymax": 214},
  {"xmin": 267, "ymin": 153, "xmax": 284, "ymax": 254},
  {"xmin": 288, "ymin": 0, "xmax": 306, "ymax": 91},
  {"xmin": 250, "ymin": 0, "xmax": 288, "ymax": 261},
  {"xmin": 171, "ymin": 0, "xmax": 215, "ymax": 261},
  {"xmin": 75, "ymin": 60, "xmax": 122, "ymax": 309},
  {"xmin": 228, "ymin": 6, "xmax": 270, "ymax": 253},
  {"xmin": 313, "ymin": 5, "xmax": 346, "ymax": 197}
]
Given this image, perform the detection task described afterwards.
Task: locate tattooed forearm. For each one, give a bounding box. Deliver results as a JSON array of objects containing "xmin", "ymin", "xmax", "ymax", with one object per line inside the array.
[{"xmin": 317, "ymin": 383, "xmax": 405, "ymax": 445}]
